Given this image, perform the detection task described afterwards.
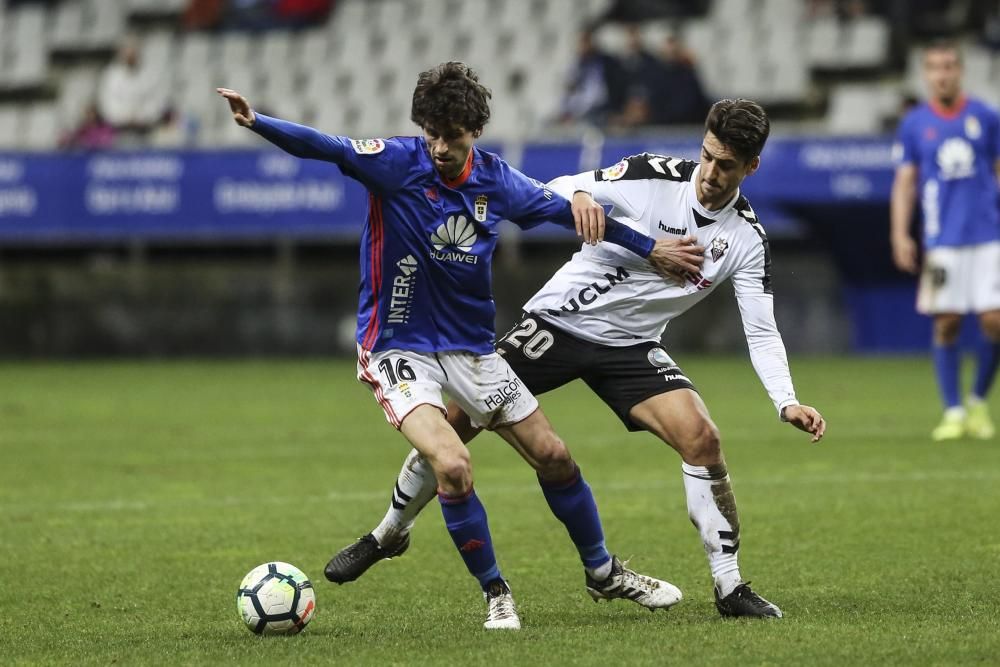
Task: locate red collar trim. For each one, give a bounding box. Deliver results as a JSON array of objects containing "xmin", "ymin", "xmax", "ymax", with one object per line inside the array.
[
  {"xmin": 442, "ymin": 151, "xmax": 474, "ymax": 188},
  {"xmin": 929, "ymin": 95, "xmax": 967, "ymax": 120}
]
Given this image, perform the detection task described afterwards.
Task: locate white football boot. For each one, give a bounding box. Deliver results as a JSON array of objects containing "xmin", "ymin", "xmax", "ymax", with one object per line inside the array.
[
  {"xmin": 586, "ymin": 556, "xmax": 683, "ymax": 610},
  {"xmin": 483, "ymin": 578, "xmax": 521, "ymax": 630}
]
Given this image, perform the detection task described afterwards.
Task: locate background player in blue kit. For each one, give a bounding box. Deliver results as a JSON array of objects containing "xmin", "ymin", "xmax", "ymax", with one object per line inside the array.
[
  {"xmin": 218, "ymin": 62, "xmax": 688, "ymax": 630},
  {"xmin": 891, "ymin": 41, "xmax": 1000, "ymax": 441}
]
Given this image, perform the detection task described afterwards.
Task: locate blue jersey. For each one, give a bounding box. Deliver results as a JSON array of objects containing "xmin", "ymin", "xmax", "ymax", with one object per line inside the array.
[
  {"xmin": 251, "ymin": 114, "xmax": 654, "ymax": 354},
  {"xmin": 894, "ymin": 96, "xmax": 1000, "ymax": 248}
]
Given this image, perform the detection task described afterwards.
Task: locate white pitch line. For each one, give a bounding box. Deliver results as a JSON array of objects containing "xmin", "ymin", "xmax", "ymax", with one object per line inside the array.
[{"xmin": 1, "ymin": 469, "xmax": 998, "ymax": 516}]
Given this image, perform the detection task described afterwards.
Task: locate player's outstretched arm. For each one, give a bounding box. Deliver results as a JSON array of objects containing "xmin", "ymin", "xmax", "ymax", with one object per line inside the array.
[
  {"xmin": 216, "ymin": 87, "xmax": 354, "ymax": 163},
  {"xmin": 782, "ymin": 405, "xmax": 826, "ymax": 443}
]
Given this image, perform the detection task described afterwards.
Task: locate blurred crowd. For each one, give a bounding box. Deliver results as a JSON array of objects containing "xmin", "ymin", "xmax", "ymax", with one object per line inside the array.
[
  {"xmin": 557, "ymin": 24, "xmax": 709, "ymax": 131},
  {"xmin": 47, "ymin": 0, "xmax": 1000, "ymax": 150}
]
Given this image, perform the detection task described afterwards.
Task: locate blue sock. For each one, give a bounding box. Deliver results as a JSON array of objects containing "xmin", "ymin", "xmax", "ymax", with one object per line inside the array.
[
  {"xmin": 538, "ymin": 466, "xmax": 611, "ymax": 569},
  {"xmin": 438, "ymin": 488, "xmax": 501, "ymax": 590},
  {"xmin": 973, "ymin": 338, "xmax": 1000, "ymax": 399},
  {"xmin": 932, "ymin": 343, "xmax": 962, "ymax": 409}
]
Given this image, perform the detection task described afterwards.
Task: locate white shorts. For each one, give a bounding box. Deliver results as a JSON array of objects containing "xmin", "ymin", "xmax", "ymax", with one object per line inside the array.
[
  {"xmin": 917, "ymin": 241, "xmax": 1000, "ymax": 315},
  {"xmin": 356, "ymin": 346, "xmax": 539, "ymax": 430}
]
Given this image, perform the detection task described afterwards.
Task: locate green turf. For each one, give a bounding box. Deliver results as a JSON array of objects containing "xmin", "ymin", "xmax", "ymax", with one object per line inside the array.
[{"xmin": 2, "ymin": 357, "xmax": 998, "ymax": 666}]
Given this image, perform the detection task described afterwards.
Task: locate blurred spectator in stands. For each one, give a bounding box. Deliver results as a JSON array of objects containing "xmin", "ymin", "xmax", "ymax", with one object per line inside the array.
[
  {"xmin": 274, "ymin": 0, "xmax": 333, "ymax": 27},
  {"xmin": 183, "ymin": 0, "xmax": 225, "ymax": 30},
  {"xmin": 808, "ymin": 0, "xmax": 868, "ymax": 20},
  {"xmin": 557, "ymin": 28, "xmax": 625, "ymax": 127},
  {"xmin": 97, "ymin": 37, "xmax": 170, "ymax": 143},
  {"xmin": 59, "ymin": 103, "xmax": 115, "ymax": 151},
  {"xmin": 608, "ymin": 24, "xmax": 660, "ymax": 129},
  {"xmin": 983, "ymin": 1, "xmax": 1000, "ymax": 51},
  {"xmin": 648, "ymin": 35, "xmax": 710, "ymax": 125},
  {"xmin": 600, "ymin": 0, "xmax": 709, "ymax": 21}
]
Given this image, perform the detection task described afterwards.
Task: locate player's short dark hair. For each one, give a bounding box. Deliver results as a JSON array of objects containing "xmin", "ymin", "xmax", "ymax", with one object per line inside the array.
[
  {"xmin": 704, "ymin": 99, "xmax": 770, "ymax": 163},
  {"xmin": 924, "ymin": 39, "xmax": 962, "ymax": 65},
  {"xmin": 410, "ymin": 62, "xmax": 492, "ymax": 135}
]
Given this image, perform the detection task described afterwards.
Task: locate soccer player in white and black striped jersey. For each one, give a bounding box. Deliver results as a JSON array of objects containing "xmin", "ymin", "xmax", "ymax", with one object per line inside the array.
[{"xmin": 326, "ymin": 99, "xmax": 826, "ymax": 619}]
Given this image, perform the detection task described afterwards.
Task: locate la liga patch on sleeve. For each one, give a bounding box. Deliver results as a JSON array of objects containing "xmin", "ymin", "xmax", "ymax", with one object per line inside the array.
[{"xmin": 351, "ymin": 139, "xmax": 386, "ymax": 154}]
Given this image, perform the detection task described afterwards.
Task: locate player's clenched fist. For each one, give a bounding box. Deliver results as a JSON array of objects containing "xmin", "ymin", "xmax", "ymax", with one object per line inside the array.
[{"xmin": 217, "ymin": 88, "xmax": 256, "ymax": 127}]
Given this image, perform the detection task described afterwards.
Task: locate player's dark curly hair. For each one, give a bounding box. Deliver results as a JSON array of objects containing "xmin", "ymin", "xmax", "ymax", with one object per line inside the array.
[
  {"xmin": 704, "ymin": 99, "xmax": 770, "ymax": 163},
  {"xmin": 410, "ymin": 62, "xmax": 492, "ymax": 135}
]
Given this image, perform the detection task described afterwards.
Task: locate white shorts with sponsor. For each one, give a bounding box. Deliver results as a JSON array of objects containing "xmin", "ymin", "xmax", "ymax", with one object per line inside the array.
[
  {"xmin": 917, "ymin": 241, "xmax": 1000, "ymax": 315},
  {"xmin": 356, "ymin": 346, "xmax": 539, "ymax": 430}
]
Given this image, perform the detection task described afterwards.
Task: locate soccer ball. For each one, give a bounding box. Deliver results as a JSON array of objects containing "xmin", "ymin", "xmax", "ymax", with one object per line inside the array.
[{"xmin": 236, "ymin": 562, "xmax": 317, "ymax": 635}]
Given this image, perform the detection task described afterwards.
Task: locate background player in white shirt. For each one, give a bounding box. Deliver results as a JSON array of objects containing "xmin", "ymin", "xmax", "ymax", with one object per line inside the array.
[{"xmin": 327, "ymin": 99, "xmax": 826, "ymax": 619}]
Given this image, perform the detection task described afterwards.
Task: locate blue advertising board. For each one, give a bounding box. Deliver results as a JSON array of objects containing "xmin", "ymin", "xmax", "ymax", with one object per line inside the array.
[{"xmin": 0, "ymin": 136, "xmax": 896, "ymax": 243}]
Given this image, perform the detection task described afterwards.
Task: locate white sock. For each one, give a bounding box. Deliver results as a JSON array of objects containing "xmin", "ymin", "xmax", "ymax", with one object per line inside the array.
[
  {"xmin": 681, "ymin": 462, "xmax": 742, "ymax": 598},
  {"xmin": 944, "ymin": 406, "xmax": 966, "ymax": 419},
  {"xmin": 371, "ymin": 448, "xmax": 437, "ymax": 547},
  {"xmin": 586, "ymin": 558, "xmax": 613, "ymax": 581}
]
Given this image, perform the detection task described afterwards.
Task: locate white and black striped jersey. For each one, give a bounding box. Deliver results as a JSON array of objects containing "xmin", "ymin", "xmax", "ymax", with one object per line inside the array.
[{"xmin": 523, "ymin": 153, "xmax": 798, "ymax": 416}]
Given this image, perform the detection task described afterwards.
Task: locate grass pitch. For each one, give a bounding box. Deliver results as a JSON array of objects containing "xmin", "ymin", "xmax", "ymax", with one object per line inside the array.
[{"xmin": 2, "ymin": 356, "xmax": 998, "ymax": 666}]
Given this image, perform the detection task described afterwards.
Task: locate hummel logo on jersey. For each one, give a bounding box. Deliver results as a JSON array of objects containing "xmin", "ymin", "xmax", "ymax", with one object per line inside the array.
[
  {"xmin": 431, "ymin": 215, "xmax": 479, "ymax": 264},
  {"xmin": 658, "ymin": 221, "xmax": 687, "ymax": 235},
  {"xmin": 711, "ymin": 237, "xmax": 729, "ymax": 262}
]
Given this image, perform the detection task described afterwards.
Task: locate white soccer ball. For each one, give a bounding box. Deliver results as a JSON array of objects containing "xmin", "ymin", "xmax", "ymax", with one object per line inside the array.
[{"xmin": 236, "ymin": 562, "xmax": 317, "ymax": 635}]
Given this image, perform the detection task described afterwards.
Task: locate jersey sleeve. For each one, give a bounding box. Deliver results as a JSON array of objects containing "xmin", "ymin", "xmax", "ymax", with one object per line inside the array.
[
  {"xmin": 250, "ymin": 113, "xmax": 410, "ymax": 193},
  {"xmin": 548, "ymin": 168, "xmax": 651, "ymax": 220},
  {"xmin": 988, "ymin": 106, "xmax": 1000, "ymax": 163},
  {"xmin": 893, "ymin": 112, "xmax": 920, "ymax": 167},
  {"xmin": 502, "ymin": 163, "xmax": 654, "ymax": 257},
  {"xmin": 731, "ymin": 229, "xmax": 799, "ymax": 417}
]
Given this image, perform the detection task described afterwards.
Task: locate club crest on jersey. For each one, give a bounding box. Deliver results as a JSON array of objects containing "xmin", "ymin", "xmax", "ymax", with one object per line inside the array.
[
  {"xmin": 474, "ymin": 194, "xmax": 488, "ymax": 222},
  {"xmin": 600, "ymin": 159, "xmax": 629, "ymax": 181},
  {"xmin": 647, "ymin": 348, "xmax": 676, "ymax": 368},
  {"xmin": 351, "ymin": 138, "xmax": 385, "ymax": 155},
  {"xmin": 711, "ymin": 237, "xmax": 729, "ymax": 262},
  {"xmin": 965, "ymin": 115, "xmax": 982, "ymax": 140}
]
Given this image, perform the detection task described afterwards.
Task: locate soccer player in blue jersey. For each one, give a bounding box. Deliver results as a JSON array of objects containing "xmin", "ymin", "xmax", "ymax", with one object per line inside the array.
[
  {"xmin": 891, "ymin": 41, "xmax": 1000, "ymax": 441},
  {"xmin": 218, "ymin": 62, "xmax": 690, "ymax": 630}
]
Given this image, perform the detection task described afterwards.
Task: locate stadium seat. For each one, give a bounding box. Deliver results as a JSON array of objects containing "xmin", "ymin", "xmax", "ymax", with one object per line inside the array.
[
  {"xmin": 56, "ymin": 67, "xmax": 103, "ymax": 131},
  {"xmin": 23, "ymin": 104, "xmax": 61, "ymax": 151},
  {"xmin": 0, "ymin": 107, "xmax": 23, "ymax": 149},
  {"xmin": 826, "ymin": 84, "xmax": 900, "ymax": 135},
  {"xmin": 85, "ymin": 0, "xmax": 127, "ymax": 51},
  {"xmin": 0, "ymin": 5, "xmax": 48, "ymax": 90}
]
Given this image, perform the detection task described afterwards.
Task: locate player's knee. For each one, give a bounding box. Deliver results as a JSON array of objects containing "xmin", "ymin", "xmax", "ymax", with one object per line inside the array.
[
  {"xmin": 980, "ymin": 311, "xmax": 1000, "ymax": 341},
  {"xmin": 433, "ymin": 448, "xmax": 473, "ymax": 492},
  {"xmin": 681, "ymin": 420, "xmax": 722, "ymax": 465},
  {"xmin": 934, "ymin": 316, "xmax": 963, "ymax": 343},
  {"xmin": 533, "ymin": 432, "xmax": 575, "ymax": 479}
]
